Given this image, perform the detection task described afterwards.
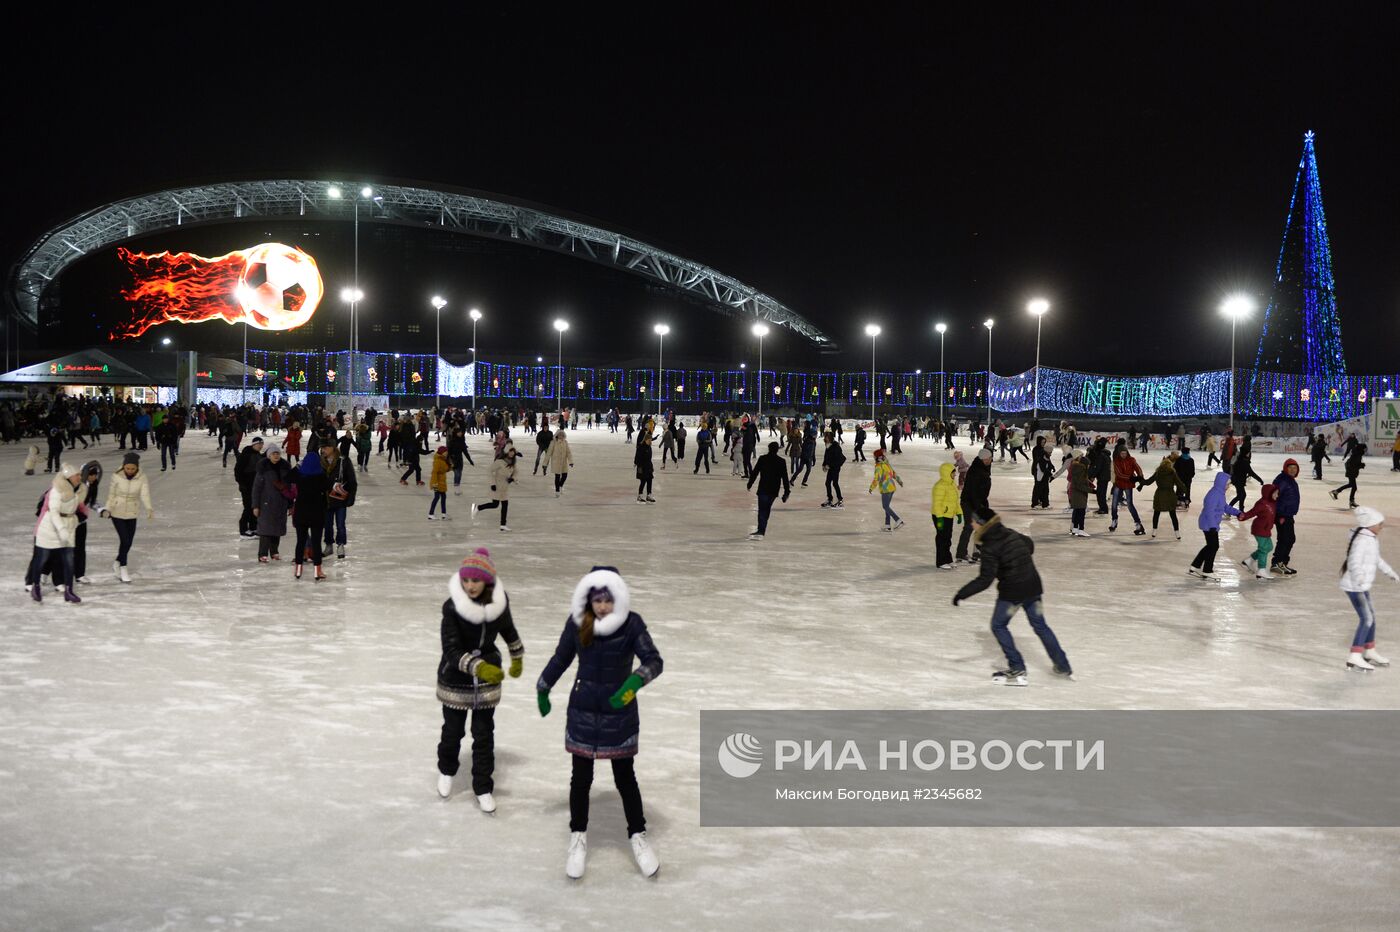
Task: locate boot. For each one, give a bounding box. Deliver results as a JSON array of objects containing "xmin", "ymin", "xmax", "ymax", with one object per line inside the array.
[
  {"xmin": 30, "ymin": 582, "xmax": 41, "ymax": 603},
  {"xmin": 630, "ymin": 831, "xmax": 660, "ymax": 877},
  {"xmin": 437, "ymin": 773, "xmax": 453, "ymax": 798},
  {"xmin": 113, "ymin": 560, "xmax": 122, "ymax": 581},
  {"xmin": 64, "ymin": 587, "xmax": 82, "ymax": 604},
  {"xmin": 1363, "ymin": 648, "xmax": 1391, "ymax": 667},
  {"xmin": 314, "ymin": 566, "xmax": 326, "ymax": 582},
  {"xmin": 295, "ymin": 564, "xmax": 303, "ymax": 580},
  {"xmin": 566, "ymin": 831, "xmax": 588, "ymax": 879},
  {"xmin": 476, "ymin": 793, "xmax": 497, "ymax": 813},
  {"xmin": 119, "ymin": 565, "xmax": 132, "ymax": 584},
  {"xmin": 1347, "ymin": 651, "xmax": 1375, "ymax": 672}
]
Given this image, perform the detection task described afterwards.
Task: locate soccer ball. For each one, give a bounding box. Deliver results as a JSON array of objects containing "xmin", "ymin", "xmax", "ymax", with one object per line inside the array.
[{"xmin": 235, "ymin": 243, "xmax": 324, "ymax": 331}]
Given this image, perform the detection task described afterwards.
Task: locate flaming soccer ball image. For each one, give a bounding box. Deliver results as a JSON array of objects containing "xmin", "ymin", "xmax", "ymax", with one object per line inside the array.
[{"xmin": 112, "ymin": 242, "xmax": 324, "ymax": 340}]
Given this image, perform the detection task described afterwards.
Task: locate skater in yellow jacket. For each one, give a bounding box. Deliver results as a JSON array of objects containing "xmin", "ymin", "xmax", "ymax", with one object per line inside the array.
[{"xmin": 931, "ymin": 462, "xmax": 963, "ymax": 568}]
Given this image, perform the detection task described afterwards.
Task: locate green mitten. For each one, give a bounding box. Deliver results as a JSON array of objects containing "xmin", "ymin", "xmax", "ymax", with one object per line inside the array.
[
  {"xmin": 475, "ymin": 662, "xmax": 504, "ymax": 684},
  {"xmin": 609, "ymin": 673, "xmax": 645, "ymax": 709},
  {"xmin": 509, "ymin": 657, "xmax": 523, "ymax": 678},
  {"xmin": 538, "ymin": 691, "xmax": 552, "ymax": 717}
]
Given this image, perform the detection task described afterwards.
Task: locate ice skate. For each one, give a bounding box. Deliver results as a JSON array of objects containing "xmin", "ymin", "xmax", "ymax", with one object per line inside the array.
[
  {"xmin": 476, "ymin": 792, "xmax": 497, "ymax": 813},
  {"xmin": 645, "ymin": 495, "xmax": 656, "ymax": 503},
  {"xmin": 1133, "ymin": 525, "xmax": 1146, "ymax": 536},
  {"xmin": 119, "ymin": 565, "xmax": 132, "ymax": 584},
  {"xmin": 1151, "ymin": 530, "xmax": 1157, "ymax": 538},
  {"xmin": 337, "ymin": 546, "xmax": 346, "ymax": 560},
  {"xmin": 630, "ymin": 832, "xmax": 660, "ymax": 877},
  {"xmin": 1072, "ymin": 527, "xmax": 1091, "ymax": 538},
  {"xmin": 30, "ymin": 583, "xmax": 41, "ymax": 603},
  {"xmin": 258, "ymin": 555, "xmax": 270, "ymax": 563},
  {"xmin": 498, "ymin": 525, "xmax": 511, "ymax": 532},
  {"xmin": 1254, "ymin": 568, "xmax": 1273, "ymax": 580},
  {"xmin": 893, "ymin": 519, "xmax": 905, "ymax": 531},
  {"xmin": 1052, "ymin": 665, "xmax": 1075, "ymax": 681},
  {"xmin": 747, "ymin": 530, "xmax": 765, "ymax": 541},
  {"xmin": 314, "ymin": 567, "xmax": 326, "ymax": 582},
  {"xmin": 821, "ymin": 501, "xmax": 833, "ymax": 508},
  {"xmin": 1329, "ymin": 489, "xmax": 1339, "ymax": 500},
  {"xmin": 937, "ymin": 563, "xmax": 954, "ymax": 570},
  {"xmin": 63, "ymin": 587, "xmax": 81, "ymax": 604},
  {"xmin": 1175, "ymin": 532, "xmax": 1182, "ymax": 540},
  {"xmin": 294, "ymin": 564, "xmax": 303, "ymax": 580},
  {"xmin": 566, "ymin": 831, "xmax": 588, "ymax": 879},
  {"xmin": 427, "ymin": 514, "xmax": 439, "ymax": 521},
  {"xmin": 1187, "ymin": 567, "xmax": 1205, "ymax": 578},
  {"xmin": 1347, "ymin": 652, "xmax": 1375, "ymax": 672},
  {"xmin": 470, "ymin": 503, "xmax": 479, "ymax": 520},
  {"xmin": 1363, "ymin": 649, "xmax": 1391, "ymax": 667},
  {"xmin": 834, "ymin": 501, "xmax": 844, "ymax": 508},
  {"xmin": 437, "ymin": 773, "xmax": 453, "ymax": 798},
  {"xmin": 1199, "ymin": 570, "xmax": 1220, "ymax": 580},
  {"xmin": 555, "ymin": 489, "xmax": 561, "ymax": 498},
  {"xmin": 1108, "ymin": 522, "xmax": 1117, "ymax": 532},
  {"xmin": 440, "ymin": 513, "xmax": 452, "ymax": 521},
  {"xmin": 992, "ymin": 668, "xmax": 1028, "ymax": 686},
  {"xmin": 637, "ymin": 495, "xmax": 646, "ymax": 503},
  {"xmin": 113, "ymin": 560, "xmax": 122, "ymax": 581}
]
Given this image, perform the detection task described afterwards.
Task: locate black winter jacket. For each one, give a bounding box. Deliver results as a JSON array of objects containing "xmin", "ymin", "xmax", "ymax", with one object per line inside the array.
[
  {"xmin": 960, "ymin": 457, "xmax": 992, "ymax": 510},
  {"xmin": 234, "ymin": 445, "xmax": 263, "ymax": 487},
  {"xmin": 437, "ymin": 577, "xmax": 524, "ymax": 710},
  {"xmin": 822, "ymin": 443, "xmax": 846, "ymax": 470},
  {"xmin": 954, "ymin": 516, "xmax": 1043, "ymax": 603},
  {"xmin": 322, "ymin": 452, "xmax": 358, "ymax": 507},
  {"xmin": 747, "ymin": 451, "xmax": 792, "ymax": 498}
]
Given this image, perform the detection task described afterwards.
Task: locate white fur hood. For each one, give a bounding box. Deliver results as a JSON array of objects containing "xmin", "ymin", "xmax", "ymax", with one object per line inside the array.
[
  {"xmin": 447, "ymin": 574, "xmax": 509, "ymax": 624},
  {"xmin": 569, "ymin": 568, "xmax": 632, "ymax": 637}
]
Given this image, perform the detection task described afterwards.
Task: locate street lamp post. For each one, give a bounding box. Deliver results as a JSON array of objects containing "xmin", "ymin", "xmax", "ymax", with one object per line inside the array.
[
  {"xmin": 431, "ymin": 296, "xmax": 447, "ymax": 411},
  {"xmin": 1027, "ymin": 299, "xmax": 1050, "ymax": 419},
  {"xmin": 752, "ymin": 323, "xmax": 769, "ymax": 421},
  {"xmin": 983, "ymin": 318, "xmax": 994, "ymax": 429},
  {"xmin": 935, "ymin": 322, "xmax": 947, "ymax": 425},
  {"xmin": 329, "ymin": 185, "xmax": 374, "ymax": 404},
  {"xmin": 864, "ymin": 324, "xmax": 881, "ymax": 427},
  {"xmin": 1220, "ymin": 295, "xmax": 1254, "ymax": 432},
  {"xmin": 469, "ymin": 308, "xmax": 482, "ymax": 413},
  {"xmin": 553, "ymin": 319, "xmax": 569, "ymax": 422},
  {"xmin": 653, "ymin": 324, "xmax": 669, "ymax": 419}
]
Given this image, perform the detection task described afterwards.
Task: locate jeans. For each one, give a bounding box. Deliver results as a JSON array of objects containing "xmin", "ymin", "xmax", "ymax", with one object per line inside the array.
[
  {"xmin": 453, "ymin": 465, "xmax": 463, "ymax": 488},
  {"xmin": 956, "ymin": 515, "xmax": 976, "ymax": 560},
  {"xmin": 1273, "ymin": 516, "xmax": 1296, "ymax": 566},
  {"xmin": 429, "ymin": 491, "xmax": 447, "ymax": 515},
  {"xmin": 1191, "ymin": 529, "xmax": 1220, "ymax": 572},
  {"xmin": 756, "ymin": 493, "xmax": 775, "ymax": 534},
  {"xmin": 570, "ymin": 754, "xmax": 646, "ymax": 837},
  {"xmin": 294, "ymin": 526, "xmax": 323, "ymax": 566},
  {"xmin": 401, "ymin": 460, "xmax": 422, "ymax": 483},
  {"xmin": 1110, "ymin": 487, "xmax": 1141, "ymax": 527},
  {"xmin": 825, "ymin": 466, "xmax": 843, "ymax": 503},
  {"xmin": 1348, "ymin": 590, "xmax": 1377, "ymax": 650},
  {"xmin": 113, "ymin": 517, "xmax": 137, "ymax": 565},
  {"xmin": 693, "ymin": 447, "xmax": 710, "ymax": 473},
  {"xmin": 324, "ymin": 506, "xmax": 348, "ymax": 547},
  {"xmin": 880, "ymin": 491, "xmax": 901, "ymax": 525},
  {"xmin": 990, "ymin": 598, "xmax": 1070, "ymax": 673},
  {"xmin": 160, "ymin": 440, "xmax": 178, "ymax": 469},
  {"xmin": 29, "ymin": 546, "xmax": 74, "ymax": 589},
  {"xmin": 934, "ymin": 516, "xmax": 954, "ymax": 566},
  {"xmin": 1249, "ymin": 535, "xmax": 1274, "ymax": 570},
  {"xmin": 438, "ymin": 706, "xmax": 496, "ymax": 795}
]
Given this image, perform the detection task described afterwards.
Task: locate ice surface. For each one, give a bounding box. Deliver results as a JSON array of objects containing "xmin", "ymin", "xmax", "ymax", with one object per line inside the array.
[{"xmin": 3, "ymin": 426, "xmax": 1400, "ymax": 929}]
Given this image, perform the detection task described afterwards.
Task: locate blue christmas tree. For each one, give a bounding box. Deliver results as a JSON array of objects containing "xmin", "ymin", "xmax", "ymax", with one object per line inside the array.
[{"xmin": 1246, "ymin": 131, "xmax": 1349, "ymax": 420}]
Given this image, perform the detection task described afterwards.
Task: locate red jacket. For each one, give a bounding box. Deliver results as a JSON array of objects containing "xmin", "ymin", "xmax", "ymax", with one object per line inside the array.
[
  {"xmin": 1237, "ymin": 483, "xmax": 1278, "ymax": 536},
  {"xmin": 1112, "ymin": 453, "xmax": 1144, "ymax": 489}
]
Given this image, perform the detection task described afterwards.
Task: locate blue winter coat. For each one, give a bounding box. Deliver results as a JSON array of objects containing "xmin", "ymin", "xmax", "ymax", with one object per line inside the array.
[
  {"xmin": 538, "ymin": 569, "xmax": 664, "ymax": 760},
  {"xmin": 1272, "ymin": 469, "xmax": 1301, "ymax": 518},
  {"xmin": 1198, "ymin": 472, "xmax": 1241, "ymax": 531}
]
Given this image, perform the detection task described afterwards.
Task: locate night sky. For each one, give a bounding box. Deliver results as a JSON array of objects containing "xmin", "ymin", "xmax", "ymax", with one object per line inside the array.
[{"xmin": 6, "ymin": 8, "xmax": 1398, "ymax": 376}]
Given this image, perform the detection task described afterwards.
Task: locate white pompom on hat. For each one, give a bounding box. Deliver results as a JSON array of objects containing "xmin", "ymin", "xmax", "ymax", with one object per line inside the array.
[{"xmin": 1355, "ymin": 506, "xmax": 1385, "ymax": 529}]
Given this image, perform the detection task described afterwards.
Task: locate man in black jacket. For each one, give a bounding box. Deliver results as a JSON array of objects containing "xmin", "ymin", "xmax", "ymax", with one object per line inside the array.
[
  {"xmin": 1089, "ymin": 437, "xmax": 1112, "ymax": 514},
  {"xmin": 320, "ymin": 439, "xmax": 358, "ymax": 559},
  {"xmin": 234, "ymin": 436, "xmax": 265, "ymax": 537},
  {"xmin": 745, "ymin": 442, "xmax": 791, "ymax": 540},
  {"xmin": 955, "ymin": 449, "xmax": 993, "ymax": 563},
  {"xmin": 952, "ymin": 507, "xmax": 1072, "ymax": 686}
]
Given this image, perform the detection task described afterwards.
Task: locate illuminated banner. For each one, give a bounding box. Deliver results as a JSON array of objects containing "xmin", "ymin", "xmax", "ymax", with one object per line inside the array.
[{"xmin": 112, "ymin": 243, "xmax": 323, "ymax": 340}]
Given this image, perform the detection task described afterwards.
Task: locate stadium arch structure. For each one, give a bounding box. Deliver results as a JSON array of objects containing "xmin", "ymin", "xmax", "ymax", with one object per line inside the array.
[{"xmin": 8, "ymin": 179, "xmax": 835, "ymax": 348}]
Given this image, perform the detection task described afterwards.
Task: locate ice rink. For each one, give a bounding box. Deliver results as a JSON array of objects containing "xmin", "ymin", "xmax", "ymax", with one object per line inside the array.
[{"xmin": 4, "ymin": 424, "xmax": 1400, "ymax": 930}]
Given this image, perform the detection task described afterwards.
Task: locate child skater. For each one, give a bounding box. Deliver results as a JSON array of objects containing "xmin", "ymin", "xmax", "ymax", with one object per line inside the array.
[
  {"xmin": 1341, "ymin": 507, "xmax": 1400, "ymax": 671},
  {"xmin": 1236, "ymin": 483, "xmax": 1279, "ymax": 580},
  {"xmin": 428, "ymin": 445, "xmax": 451, "ymax": 520},
  {"xmin": 537, "ymin": 566, "xmax": 664, "ymax": 880},
  {"xmin": 435, "ymin": 547, "xmax": 524, "ymax": 810}
]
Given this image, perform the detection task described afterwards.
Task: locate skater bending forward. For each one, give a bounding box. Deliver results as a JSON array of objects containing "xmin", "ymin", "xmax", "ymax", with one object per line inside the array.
[
  {"xmin": 538, "ymin": 566, "xmax": 664, "ymax": 880},
  {"xmin": 952, "ymin": 507, "xmax": 1073, "ymax": 686}
]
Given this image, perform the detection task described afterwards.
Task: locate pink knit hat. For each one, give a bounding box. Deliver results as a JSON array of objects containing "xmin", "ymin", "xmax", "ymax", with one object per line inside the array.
[{"xmin": 458, "ymin": 547, "xmax": 496, "ymax": 583}]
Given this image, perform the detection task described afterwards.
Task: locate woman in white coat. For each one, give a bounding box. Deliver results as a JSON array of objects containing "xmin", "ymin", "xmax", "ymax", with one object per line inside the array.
[
  {"xmin": 29, "ymin": 463, "xmax": 85, "ymax": 603},
  {"xmin": 101, "ymin": 451, "xmax": 154, "ymax": 583}
]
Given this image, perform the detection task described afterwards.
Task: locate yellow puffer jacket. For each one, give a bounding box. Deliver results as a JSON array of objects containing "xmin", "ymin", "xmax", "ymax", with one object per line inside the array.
[
  {"xmin": 931, "ymin": 462, "xmax": 962, "ymax": 518},
  {"xmin": 429, "ymin": 452, "xmax": 450, "ymax": 492}
]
